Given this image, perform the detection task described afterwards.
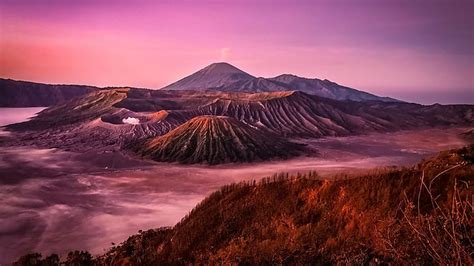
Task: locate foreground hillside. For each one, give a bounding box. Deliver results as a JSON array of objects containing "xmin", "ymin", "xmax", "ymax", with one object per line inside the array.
[{"xmin": 15, "ymin": 145, "xmax": 473, "ymax": 264}]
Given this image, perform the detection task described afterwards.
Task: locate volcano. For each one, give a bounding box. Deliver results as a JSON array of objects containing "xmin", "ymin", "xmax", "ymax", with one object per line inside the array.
[
  {"xmin": 162, "ymin": 62, "xmax": 255, "ymax": 92},
  {"xmin": 162, "ymin": 62, "xmax": 399, "ymax": 102},
  {"xmin": 132, "ymin": 115, "xmax": 306, "ymax": 164}
]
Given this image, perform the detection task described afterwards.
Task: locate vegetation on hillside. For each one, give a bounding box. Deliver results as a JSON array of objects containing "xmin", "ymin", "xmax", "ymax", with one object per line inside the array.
[
  {"xmin": 15, "ymin": 145, "xmax": 473, "ymax": 265},
  {"xmin": 14, "ymin": 251, "xmax": 92, "ymax": 266}
]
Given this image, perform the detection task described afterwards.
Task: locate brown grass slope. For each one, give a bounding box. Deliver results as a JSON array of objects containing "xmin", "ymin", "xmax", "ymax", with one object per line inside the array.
[
  {"xmin": 132, "ymin": 115, "xmax": 306, "ymax": 164},
  {"xmin": 91, "ymin": 145, "xmax": 473, "ymax": 265}
]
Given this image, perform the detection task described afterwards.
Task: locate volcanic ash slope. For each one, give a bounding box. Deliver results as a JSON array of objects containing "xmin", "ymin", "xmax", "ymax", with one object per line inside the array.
[{"xmin": 132, "ymin": 115, "xmax": 307, "ymax": 164}]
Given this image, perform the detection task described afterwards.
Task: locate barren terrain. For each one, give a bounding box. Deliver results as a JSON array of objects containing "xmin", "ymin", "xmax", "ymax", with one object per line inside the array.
[{"xmin": 0, "ymin": 108, "xmax": 470, "ymax": 264}]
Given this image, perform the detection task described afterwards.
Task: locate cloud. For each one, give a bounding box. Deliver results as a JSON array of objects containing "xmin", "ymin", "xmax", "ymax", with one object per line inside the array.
[
  {"xmin": 220, "ymin": 48, "xmax": 231, "ymax": 61},
  {"xmin": 122, "ymin": 117, "xmax": 140, "ymax": 125}
]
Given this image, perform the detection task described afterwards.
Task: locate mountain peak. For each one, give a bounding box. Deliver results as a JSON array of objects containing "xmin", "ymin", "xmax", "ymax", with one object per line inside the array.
[
  {"xmin": 199, "ymin": 62, "xmax": 252, "ymax": 76},
  {"xmin": 272, "ymin": 74, "xmax": 304, "ymax": 83},
  {"xmin": 161, "ymin": 63, "xmax": 400, "ymax": 102},
  {"xmin": 161, "ymin": 62, "xmax": 254, "ymax": 91}
]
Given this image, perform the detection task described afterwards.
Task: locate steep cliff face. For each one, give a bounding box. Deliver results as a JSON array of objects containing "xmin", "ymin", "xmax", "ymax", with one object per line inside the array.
[
  {"xmin": 0, "ymin": 78, "xmax": 98, "ymax": 107},
  {"xmin": 133, "ymin": 115, "xmax": 306, "ymax": 164}
]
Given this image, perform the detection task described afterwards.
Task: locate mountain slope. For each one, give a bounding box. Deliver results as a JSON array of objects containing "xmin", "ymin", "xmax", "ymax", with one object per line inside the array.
[
  {"xmin": 161, "ymin": 62, "xmax": 399, "ymax": 102},
  {"xmin": 0, "ymin": 78, "xmax": 98, "ymax": 107},
  {"xmin": 5, "ymin": 89, "xmax": 472, "ymax": 153},
  {"xmin": 132, "ymin": 115, "xmax": 306, "ymax": 164},
  {"xmin": 6, "ymin": 88, "xmax": 129, "ymax": 131},
  {"xmin": 162, "ymin": 62, "xmax": 255, "ymax": 91},
  {"xmin": 65, "ymin": 145, "xmax": 472, "ymax": 264},
  {"xmin": 164, "ymin": 91, "xmax": 473, "ymax": 137},
  {"xmin": 270, "ymin": 74, "xmax": 399, "ymax": 102}
]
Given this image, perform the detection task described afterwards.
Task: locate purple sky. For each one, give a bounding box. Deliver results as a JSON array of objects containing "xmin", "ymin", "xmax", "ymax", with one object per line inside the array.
[{"xmin": 0, "ymin": 0, "xmax": 473, "ymax": 103}]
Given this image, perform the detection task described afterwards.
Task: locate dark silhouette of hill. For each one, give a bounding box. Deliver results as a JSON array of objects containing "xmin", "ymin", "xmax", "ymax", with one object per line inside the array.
[
  {"xmin": 131, "ymin": 115, "xmax": 306, "ymax": 164},
  {"xmin": 15, "ymin": 145, "xmax": 473, "ymax": 264},
  {"xmin": 0, "ymin": 78, "xmax": 98, "ymax": 107}
]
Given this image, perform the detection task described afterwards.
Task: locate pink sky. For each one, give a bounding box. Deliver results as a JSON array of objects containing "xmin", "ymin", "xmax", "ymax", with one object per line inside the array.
[{"xmin": 0, "ymin": 0, "xmax": 473, "ymax": 103}]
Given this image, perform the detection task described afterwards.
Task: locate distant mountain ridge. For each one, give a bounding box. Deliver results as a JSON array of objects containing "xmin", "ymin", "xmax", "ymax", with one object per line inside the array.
[
  {"xmin": 162, "ymin": 62, "xmax": 257, "ymax": 92},
  {"xmin": 1, "ymin": 63, "xmax": 398, "ymax": 107},
  {"xmin": 162, "ymin": 62, "xmax": 400, "ymax": 102},
  {"xmin": 0, "ymin": 78, "xmax": 98, "ymax": 107},
  {"xmin": 269, "ymin": 74, "xmax": 398, "ymax": 102}
]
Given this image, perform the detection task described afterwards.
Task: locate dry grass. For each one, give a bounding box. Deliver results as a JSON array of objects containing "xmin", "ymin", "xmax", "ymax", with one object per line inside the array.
[{"xmin": 14, "ymin": 145, "xmax": 473, "ymax": 265}]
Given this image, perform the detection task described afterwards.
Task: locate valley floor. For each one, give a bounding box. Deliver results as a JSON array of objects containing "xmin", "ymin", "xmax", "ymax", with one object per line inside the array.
[{"xmin": 0, "ymin": 123, "xmax": 470, "ymax": 264}]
